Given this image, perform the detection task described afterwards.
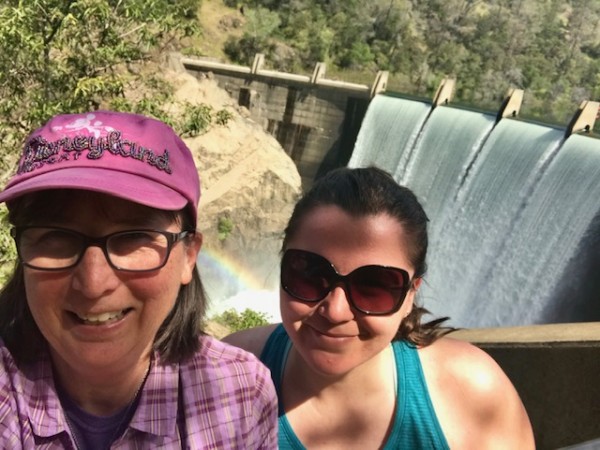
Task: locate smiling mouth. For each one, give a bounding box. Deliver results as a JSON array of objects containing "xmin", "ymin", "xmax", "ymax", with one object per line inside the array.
[
  {"xmin": 74, "ymin": 309, "xmax": 131, "ymax": 325},
  {"xmin": 321, "ymin": 332, "xmax": 353, "ymax": 338},
  {"xmin": 312, "ymin": 327, "xmax": 355, "ymax": 339}
]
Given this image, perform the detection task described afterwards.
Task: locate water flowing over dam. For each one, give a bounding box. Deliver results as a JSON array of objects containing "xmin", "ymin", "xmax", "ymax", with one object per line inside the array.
[{"xmin": 349, "ymin": 94, "xmax": 600, "ymax": 328}]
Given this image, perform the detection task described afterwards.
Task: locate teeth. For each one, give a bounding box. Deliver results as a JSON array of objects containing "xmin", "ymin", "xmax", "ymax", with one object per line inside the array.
[{"xmin": 78, "ymin": 310, "xmax": 125, "ymax": 324}]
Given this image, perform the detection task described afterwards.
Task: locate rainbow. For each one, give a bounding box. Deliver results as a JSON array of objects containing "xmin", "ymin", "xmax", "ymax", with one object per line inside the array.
[
  {"xmin": 198, "ymin": 248, "xmax": 273, "ymax": 292},
  {"xmin": 197, "ymin": 248, "xmax": 281, "ymax": 322}
]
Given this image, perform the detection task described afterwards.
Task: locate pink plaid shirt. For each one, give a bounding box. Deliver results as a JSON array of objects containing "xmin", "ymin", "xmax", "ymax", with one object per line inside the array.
[{"xmin": 0, "ymin": 336, "xmax": 278, "ymax": 449}]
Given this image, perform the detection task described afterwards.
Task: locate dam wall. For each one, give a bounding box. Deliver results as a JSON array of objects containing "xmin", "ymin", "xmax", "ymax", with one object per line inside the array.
[{"xmin": 181, "ymin": 54, "xmax": 387, "ymax": 188}]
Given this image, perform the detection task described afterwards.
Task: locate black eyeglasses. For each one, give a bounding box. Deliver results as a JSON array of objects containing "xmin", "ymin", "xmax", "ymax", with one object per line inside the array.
[
  {"xmin": 11, "ymin": 226, "xmax": 193, "ymax": 272},
  {"xmin": 280, "ymin": 249, "xmax": 412, "ymax": 315}
]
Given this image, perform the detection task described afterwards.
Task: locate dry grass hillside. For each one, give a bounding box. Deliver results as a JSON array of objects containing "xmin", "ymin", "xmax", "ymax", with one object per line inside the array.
[{"xmin": 191, "ymin": 0, "xmax": 246, "ymax": 61}]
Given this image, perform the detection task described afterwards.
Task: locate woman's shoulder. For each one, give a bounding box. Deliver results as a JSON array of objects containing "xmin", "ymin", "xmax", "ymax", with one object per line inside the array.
[
  {"xmin": 421, "ymin": 335, "xmax": 497, "ymax": 367},
  {"xmin": 419, "ymin": 336, "xmax": 518, "ymax": 404},
  {"xmin": 179, "ymin": 335, "xmax": 275, "ymax": 387},
  {"xmin": 418, "ymin": 336, "xmax": 535, "ymax": 448},
  {"xmin": 221, "ymin": 323, "xmax": 280, "ymax": 358}
]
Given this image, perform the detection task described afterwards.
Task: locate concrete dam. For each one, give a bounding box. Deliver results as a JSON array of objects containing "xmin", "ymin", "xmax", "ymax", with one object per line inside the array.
[{"xmin": 182, "ymin": 53, "xmax": 386, "ymax": 188}]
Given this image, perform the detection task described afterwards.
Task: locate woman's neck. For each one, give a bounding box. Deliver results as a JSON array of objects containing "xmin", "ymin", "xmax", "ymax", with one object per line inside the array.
[
  {"xmin": 51, "ymin": 351, "xmax": 152, "ymax": 416},
  {"xmin": 283, "ymin": 344, "xmax": 396, "ymax": 406},
  {"xmin": 281, "ymin": 344, "xmax": 398, "ymax": 450}
]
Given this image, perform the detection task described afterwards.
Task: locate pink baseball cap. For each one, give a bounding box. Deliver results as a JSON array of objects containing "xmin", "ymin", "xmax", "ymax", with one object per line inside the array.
[{"xmin": 0, "ymin": 111, "xmax": 201, "ymax": 226}]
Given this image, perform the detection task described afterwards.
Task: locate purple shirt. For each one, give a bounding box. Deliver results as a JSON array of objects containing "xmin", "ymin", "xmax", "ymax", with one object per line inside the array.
[{"xmin": 0, "ymin": 336, "xmax": 278, "ymax": 449}]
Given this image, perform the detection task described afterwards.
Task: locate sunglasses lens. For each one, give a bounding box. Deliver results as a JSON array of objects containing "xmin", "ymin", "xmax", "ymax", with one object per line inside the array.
[
  {"xmin": 348, "ymin": 266, "xmax": 408, "ymax": 314},
  {"xmin": 281, "ymin": 249, "xmax": 410, "ymax": 315},
  {"xmin": 281, "ymin": 250, "xmax": 332, "ymax": 301}
]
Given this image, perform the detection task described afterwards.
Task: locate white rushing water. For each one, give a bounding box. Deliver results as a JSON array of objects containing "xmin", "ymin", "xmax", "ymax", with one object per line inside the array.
[{"xmin": 350, "ymin": 94, "xmax": 600, "ymax": 327}]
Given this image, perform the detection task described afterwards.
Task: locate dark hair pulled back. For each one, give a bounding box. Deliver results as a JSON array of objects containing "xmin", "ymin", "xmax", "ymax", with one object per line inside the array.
[{"xmin": 282, "ymin": 166, "xmax": 451, "ymax": 346}]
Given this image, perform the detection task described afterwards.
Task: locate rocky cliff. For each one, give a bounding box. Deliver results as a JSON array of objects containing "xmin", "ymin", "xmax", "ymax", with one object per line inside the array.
[{"xmin": 168, "ymin": 69, "xmax": 302, "ymax": 318}]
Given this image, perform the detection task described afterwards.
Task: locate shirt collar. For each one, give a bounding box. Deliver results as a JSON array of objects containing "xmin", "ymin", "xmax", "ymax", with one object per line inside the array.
[
  {"xmin": 27, "ymin": 350, "xmax": 180, "ymax": 440},
  {"xmin": 26, "ymin": 350, "xmax": 66, "ymax": 439}
]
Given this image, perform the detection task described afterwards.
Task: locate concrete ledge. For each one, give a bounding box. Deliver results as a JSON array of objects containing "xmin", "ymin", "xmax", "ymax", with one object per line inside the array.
[
  {"xmin": 181, "ymin": 57, "xmax": 251, "ymax": 75},
  {"xmin": 452, "ymin": 323, "xmax": 600, "ymax": 449},
  {"xmin": 452, "ymin": 321, "xmax": 600, "ymax": 344},
  {"xmin": 181, "ymin": 55, "xmax": 374, "ymax": 97}
]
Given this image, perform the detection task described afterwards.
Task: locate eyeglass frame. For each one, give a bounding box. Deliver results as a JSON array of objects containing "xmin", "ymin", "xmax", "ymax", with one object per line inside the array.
[
  {"xmin": 10, "ymin": 226, "xmax": 193, "ymax": 272},
  {"xmin": 280, "ymin": 248, "xmax": 413, "ymax": 316}
]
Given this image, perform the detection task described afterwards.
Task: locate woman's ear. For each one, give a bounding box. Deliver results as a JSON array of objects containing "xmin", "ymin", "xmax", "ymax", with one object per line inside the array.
[
  {"xmin": 411, "ymin": 277, "xmax": 423, "ymax": 291},
  {"xmin": 180, "ymin": 232, "xmax": 202, "ymax": 285},
  {"xmin": 402, "ymin": 277, "xmax": 422, "ymax": 317}
]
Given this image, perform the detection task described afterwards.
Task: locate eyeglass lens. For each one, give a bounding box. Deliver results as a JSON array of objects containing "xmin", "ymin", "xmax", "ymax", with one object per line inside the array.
[
  {"xmin": 281, "ymin": 249, "xmax": 410, "ymax": 315},
  {"xmin": 15, "ymin": 227, "xmax": 181, "ymax": 271}
]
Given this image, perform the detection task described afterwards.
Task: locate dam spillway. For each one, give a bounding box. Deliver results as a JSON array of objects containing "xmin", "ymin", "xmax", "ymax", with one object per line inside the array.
[{"xmin": 349, "ymin": 94, "xmax": 600, "ymax": 328}]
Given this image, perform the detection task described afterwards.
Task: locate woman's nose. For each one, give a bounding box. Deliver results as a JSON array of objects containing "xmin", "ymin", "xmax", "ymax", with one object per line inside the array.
[
  {"xmin": 317, "ymin": 284, "xmax": 355, "ymax": 323},
  {"xmin": 70, "ymin": 246, "xmax": 120, "ymax": 298}
]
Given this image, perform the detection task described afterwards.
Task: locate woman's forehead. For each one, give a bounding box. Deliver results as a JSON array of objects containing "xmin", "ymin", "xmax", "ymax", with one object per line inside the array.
[{"xmin": 18, "ymin": 189, "xmax": 177, "ymax": 226}]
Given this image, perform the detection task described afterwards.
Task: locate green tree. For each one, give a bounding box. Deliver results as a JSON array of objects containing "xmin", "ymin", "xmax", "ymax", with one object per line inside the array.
[
  {"xmin": 217, "ymin": 217, "xmax": 235, "ymax": 241},
  {"xmin": 224, "ymin": 6, "xmax": 281, "ymax": 65},
  {"xmin": 280, "ymin": 7, "xmax": 333, "ymax": 67},
  {"xmin": 0, "ymin": 0, "xmax": 199, "ymax": 173},
  {"xmin": 233, "ymin": 0, "xmax": 600, "ymax": 120}
]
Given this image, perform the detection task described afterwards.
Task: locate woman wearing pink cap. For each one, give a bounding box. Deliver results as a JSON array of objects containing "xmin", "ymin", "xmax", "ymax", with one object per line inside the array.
[{"xmin": 0, "ymin": 111, "xmax": 278, "ymax": 449}]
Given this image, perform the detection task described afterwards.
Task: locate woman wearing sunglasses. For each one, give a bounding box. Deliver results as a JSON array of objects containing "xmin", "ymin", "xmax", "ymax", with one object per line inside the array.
[
  {"xmin": 0, "ymin": 111, "xmax": 277, "ymax": 448},
  {"xmin": 225, "ymin": 166, "xmax": 534, "ymax": 449}
]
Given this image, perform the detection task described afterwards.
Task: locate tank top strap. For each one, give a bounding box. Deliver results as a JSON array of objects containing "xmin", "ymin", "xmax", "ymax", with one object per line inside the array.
[
  {"xmin": 384, "ymin": 340, "xmax": 450, "ymax": 450},
  {"xmin": 259, "ymin": 324, "xmax": 292, "ymax": 414}
]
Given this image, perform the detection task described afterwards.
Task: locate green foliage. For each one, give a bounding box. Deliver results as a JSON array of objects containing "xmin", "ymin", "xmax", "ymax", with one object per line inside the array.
[
  {"xmin": 0, "ymin": 0, "xmax": 200, "ymax": 150},
  {"xmin": 338, "ymin": 41, "xmax": 376, "ymax": 70},
  {"xmin": 0, "ymin": 205, "xmax": 17, "ymax": 286},
  {"xmin": 215, "ymin": 109, "xmax": 233, "ymax": 126},
  {"xmin": 181, "ymin": 103, "xmax": 214, "ymax": 137},
  {"xmin": 212, "ymin": 308, "xmax": 271, "ymax": 332},
  {"xmin": 224, "ymin": 7, "xmax": 281, "ymax": 64},
  {"xmin": 217, "ymin": 217, "xmax": 235, "ymax": 241},
  {"xmin": 108, "ymin": 83, "xmax": 177, "ymax": 129},
  {"xmin": 234, "ymin": 0, "xmax": 600, "ymax": 126}
]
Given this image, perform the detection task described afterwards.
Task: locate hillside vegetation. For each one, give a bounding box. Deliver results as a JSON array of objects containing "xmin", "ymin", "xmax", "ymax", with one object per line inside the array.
[
  {"xmin": 201, "ymin": 0, "xmax": 599, "ymax": 128},
  {"xmin": 1, "ymin": 0, "xmax": 598, "ymax": 161}
]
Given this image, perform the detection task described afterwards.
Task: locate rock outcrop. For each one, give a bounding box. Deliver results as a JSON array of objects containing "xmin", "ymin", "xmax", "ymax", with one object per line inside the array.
[{"xmin": 169, "ymin": 70, "xmax": 302, "ymax": 314}]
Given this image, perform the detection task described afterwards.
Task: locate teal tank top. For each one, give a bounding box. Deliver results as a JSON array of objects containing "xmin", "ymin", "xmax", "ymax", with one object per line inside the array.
[{"xmin": 260, "ymin": 324, "xmax": 450, "ymax": 449}]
